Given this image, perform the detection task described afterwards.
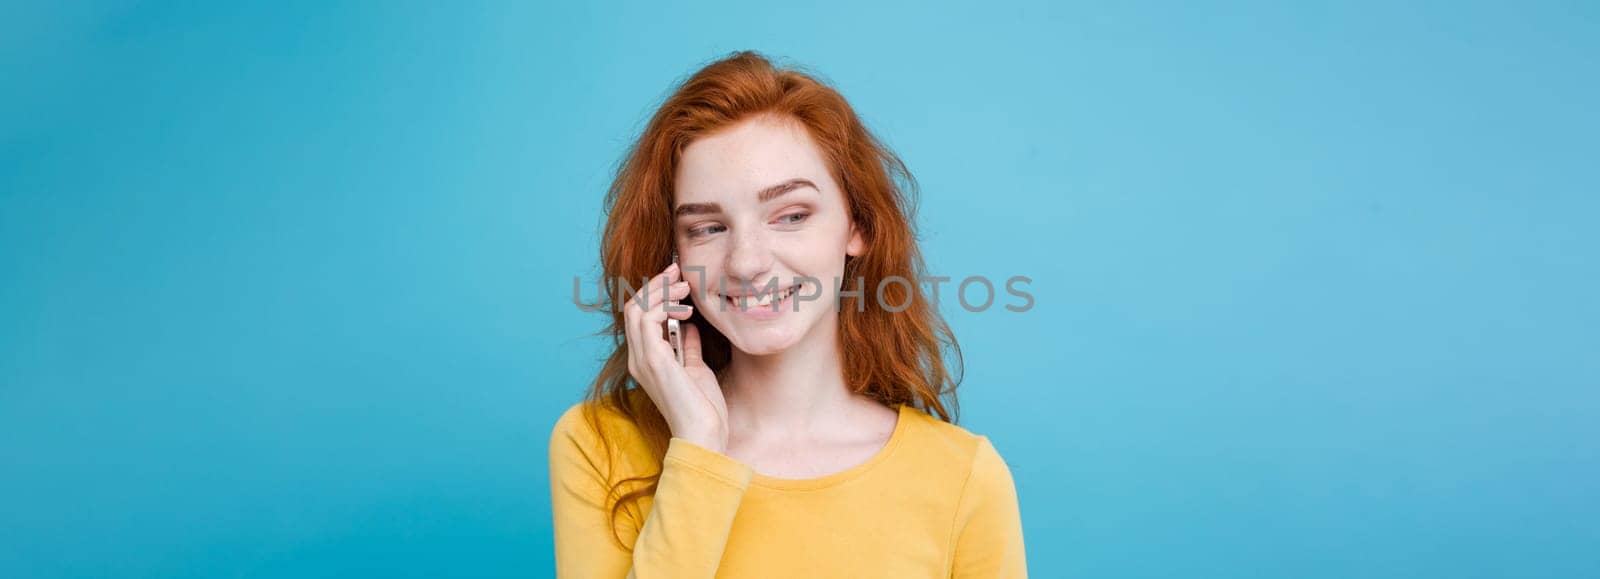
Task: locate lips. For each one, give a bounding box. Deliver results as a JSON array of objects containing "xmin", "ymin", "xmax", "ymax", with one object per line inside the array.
[{"xmin": 720, "ymin": 283, "xmax": 800, "ymax": 309}]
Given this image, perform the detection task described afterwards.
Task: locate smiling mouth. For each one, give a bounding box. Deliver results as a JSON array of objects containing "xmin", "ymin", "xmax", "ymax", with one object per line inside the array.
[{"xmin": 721, "ymin": 284, "xmax": 800, "ymax": 309}]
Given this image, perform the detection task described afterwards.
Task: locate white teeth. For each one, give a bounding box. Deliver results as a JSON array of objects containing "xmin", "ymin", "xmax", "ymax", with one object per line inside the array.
[{"xmin": 726, "ymin": 285, "xmax": 798, "ymax": 308}]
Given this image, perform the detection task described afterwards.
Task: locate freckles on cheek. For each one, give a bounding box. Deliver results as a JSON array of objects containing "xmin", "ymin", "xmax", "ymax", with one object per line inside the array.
[{"xmin": 782, "ymin": 235, "xmax": 842, "ymax": 267}]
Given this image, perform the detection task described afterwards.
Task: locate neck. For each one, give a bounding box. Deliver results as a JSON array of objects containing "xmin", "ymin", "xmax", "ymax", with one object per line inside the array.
[{"xmin": 720, "ymin": 318, "xmax": 866, "ymax": 443}]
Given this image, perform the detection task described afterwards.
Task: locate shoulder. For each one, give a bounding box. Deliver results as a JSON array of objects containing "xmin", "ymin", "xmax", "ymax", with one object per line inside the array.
[
  {"xmin": 548, "ymin": 393, "xmax": 654, "ymax": 466},
  {"xmin": 898, "ymin": 405, "xmax": 1019, "ymax": 503},
  {"xmin": 900, "ymin": 405, "xmax": 1008, "ymax": 461}
]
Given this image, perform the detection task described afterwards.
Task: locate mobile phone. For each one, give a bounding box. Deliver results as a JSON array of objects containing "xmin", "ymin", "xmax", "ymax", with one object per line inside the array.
[{"xmin": 666, "ymin": 251, "xmax": 684, "ymax": 366}]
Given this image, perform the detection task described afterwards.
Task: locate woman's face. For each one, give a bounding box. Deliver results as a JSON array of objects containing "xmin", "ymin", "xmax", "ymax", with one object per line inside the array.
[{"xmin": 672, "ymin": 114, "xmax": 864, "ymax": 356}]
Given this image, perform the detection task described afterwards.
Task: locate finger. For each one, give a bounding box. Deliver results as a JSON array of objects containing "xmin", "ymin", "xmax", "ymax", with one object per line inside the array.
[
  {"xmin": 624, "ymin": 263, "xmax": 674, "ymax": 309},
  {"xmin": 622, "ymin": 281, "xmax": 663, "ymax": 351},
  {"xmin": 666, "ymin": 303, "xmax": 695, "ymax": 321},
  {"xmin": 664, "ymin": 274, "xmax": 688, "ymax": 309},
  {"xmin": 621, "ymin": 295, "xmax": 644, "ymax": 372},
  {"xmin": 644, "ymin": 281, "xmax": 692, "ymax": 316},
  {"xmin": 626, "ymin": 294, "xmax": 662, "ymax": 359},
  {"xmin": 682, "ymin": 321, "xmax": 704, "ymax": 366},
  {"xmin": 637, "ymin": 283, "xmax": 690, "ymax": 345},
  {"xmin": 631, "ymin": 291, "xmax": 690, "ymax": 369},
  {"xmin": 633, "ymin": 265, "xmax": 685, "ymax": 312}
]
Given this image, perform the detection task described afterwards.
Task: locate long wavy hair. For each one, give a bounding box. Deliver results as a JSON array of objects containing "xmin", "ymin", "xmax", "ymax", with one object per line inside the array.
[{"xmin": 580, "ymin": 50, "xmax": 963, "ymax": 549}]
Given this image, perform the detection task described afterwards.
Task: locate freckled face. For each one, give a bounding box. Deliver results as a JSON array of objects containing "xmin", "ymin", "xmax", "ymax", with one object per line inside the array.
[{"xmin": 672, "ymin": 115, "xmax": 865, "ymax": 356}]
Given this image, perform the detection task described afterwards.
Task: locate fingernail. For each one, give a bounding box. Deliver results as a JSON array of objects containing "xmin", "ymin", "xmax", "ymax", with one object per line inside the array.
[{"xmin": 667, "ymin": 262, "xmax": 679, "ymax": 273}]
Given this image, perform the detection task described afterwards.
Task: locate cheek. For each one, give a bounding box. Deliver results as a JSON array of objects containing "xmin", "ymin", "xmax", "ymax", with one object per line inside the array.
[
  {"xmin": 680, "ymin": 262, "xmax": 724, "ymax": 304},
  {"xmin": 677, "ymin": 249, "xmax": 719, "ymax": 282},
  {"xmin": 782, "ymin": 228, "xmax": 853, "ymax": 270}
]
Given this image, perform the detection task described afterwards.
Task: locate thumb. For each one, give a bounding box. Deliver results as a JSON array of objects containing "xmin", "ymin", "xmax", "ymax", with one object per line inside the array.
[{"xmin": 682, "ymin": 321, "xmax": 705, "ymax": 365}]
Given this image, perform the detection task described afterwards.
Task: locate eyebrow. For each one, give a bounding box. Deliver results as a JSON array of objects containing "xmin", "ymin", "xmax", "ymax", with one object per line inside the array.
[{"xmin": 674, "ymin": 178, "xmax": 818, "ymax": 218}]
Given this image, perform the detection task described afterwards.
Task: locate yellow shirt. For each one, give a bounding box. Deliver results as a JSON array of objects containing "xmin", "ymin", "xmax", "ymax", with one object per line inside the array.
[{"xmin": 547, "ymin": 397, "xmax": 1028, "ymax": 578}]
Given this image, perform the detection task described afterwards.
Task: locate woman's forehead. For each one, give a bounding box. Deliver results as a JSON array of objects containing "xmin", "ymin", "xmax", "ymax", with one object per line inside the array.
[{"xmin": 674, "ymin": 117, "xmax": 837, "ymax": 205}]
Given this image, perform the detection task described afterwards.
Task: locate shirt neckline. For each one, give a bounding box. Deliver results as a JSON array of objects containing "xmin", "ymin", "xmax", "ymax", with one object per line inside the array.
[{"xmin": 748, "ymin": 403, "xmax": 912, "ymax": 491}]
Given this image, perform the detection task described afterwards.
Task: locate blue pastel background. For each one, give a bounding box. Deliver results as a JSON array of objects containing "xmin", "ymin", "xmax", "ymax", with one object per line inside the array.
[{"xmin": 3, "ymin": 1, "xmax": 1596, "ymax": 577}]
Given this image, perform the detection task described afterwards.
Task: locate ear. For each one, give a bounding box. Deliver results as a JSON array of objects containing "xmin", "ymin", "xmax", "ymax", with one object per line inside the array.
[{"xmin": 846, "ymin": 221, "xmax": 866, "ymax": 257}]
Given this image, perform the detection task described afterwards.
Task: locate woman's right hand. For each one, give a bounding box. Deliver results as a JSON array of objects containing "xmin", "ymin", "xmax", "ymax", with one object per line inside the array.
[{"xmin": 623, "ymin": 261, "xmax": 731, "ymax": 454}]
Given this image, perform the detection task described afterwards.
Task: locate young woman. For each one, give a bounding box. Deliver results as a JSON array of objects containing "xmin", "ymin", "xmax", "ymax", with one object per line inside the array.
[{"xmin": 549, "ymin": 51, "xmax": 1027, "ymax": 578}]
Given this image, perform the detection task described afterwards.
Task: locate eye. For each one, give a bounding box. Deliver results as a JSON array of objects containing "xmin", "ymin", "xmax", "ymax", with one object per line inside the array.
[
  {"xmin": 687, "ymin": 223, "xmax": 726, "ymax": 238},
  {"xmin": 775, "ymin": 212, "xmax": 811, "ymax": 225}
]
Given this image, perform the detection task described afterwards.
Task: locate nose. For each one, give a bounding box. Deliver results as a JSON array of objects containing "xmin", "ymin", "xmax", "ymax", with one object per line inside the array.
[{"xmin": 723, "ymin": 226, "xmax": 774, "ymax": 288}]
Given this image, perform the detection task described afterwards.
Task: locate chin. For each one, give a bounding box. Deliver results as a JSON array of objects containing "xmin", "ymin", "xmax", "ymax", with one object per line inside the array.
[{"xmin": 724, "ymin": 324, "xmax": 805, "ymax": 356}]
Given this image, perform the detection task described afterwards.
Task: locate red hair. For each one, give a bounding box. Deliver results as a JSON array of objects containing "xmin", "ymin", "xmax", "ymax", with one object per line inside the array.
[{"xmin": 580, "ymin": 50, "xmax": 963, "ymax": 548}]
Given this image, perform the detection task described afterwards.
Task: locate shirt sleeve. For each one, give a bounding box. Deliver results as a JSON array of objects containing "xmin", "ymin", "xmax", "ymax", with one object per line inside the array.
[
  {"xmin": 950, "ymin": 436, "xmax": 1029, "ymax": 578},
  {"xmin": 548, "ymin": 404, "xmax": 754, "ymax": 578}
]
